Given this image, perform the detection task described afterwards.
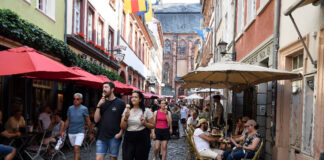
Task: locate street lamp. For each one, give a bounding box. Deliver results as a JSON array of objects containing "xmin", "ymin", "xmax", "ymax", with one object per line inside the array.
[
  {"xmin": 217, "ymin": 41, "xmax": 228, "ymax": 55},
  {"xmin": 107, "ymin": 45, "xmax": 126, "ymax": 63}
]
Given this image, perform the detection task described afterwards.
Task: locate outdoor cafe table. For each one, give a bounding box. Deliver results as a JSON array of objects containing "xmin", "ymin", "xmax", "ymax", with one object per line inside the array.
[{"xmin": 10, "ymin": 133, "xmax": 36, "ymax": 160}]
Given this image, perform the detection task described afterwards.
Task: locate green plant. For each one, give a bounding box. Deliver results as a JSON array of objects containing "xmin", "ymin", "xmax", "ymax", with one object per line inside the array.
[{"xmin": 0, "ymin": 9, "xmax": 123, "ymax": 82}]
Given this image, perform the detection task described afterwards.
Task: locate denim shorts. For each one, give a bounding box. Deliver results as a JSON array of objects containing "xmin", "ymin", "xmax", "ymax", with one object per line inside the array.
[
  {"xmin": 0, "ymin": 144, "xmax": 14, "ymax": 158},
  {"xmin": 96, "ymin": 137, "xmax": 121, "ymax": 157}
]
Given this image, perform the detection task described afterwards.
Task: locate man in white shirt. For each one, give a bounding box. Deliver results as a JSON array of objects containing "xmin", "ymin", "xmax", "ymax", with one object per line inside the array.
[
  {"xmin": 38, "ymin": 106, "xmax": 52, "ymax": 131},
  {"xmin": 187, "ymin": 110, "xmax": 199, "ymax": 130},
  {"xmin": 193, "ymin": 119, "xmax": 223, "ymax": 159}
]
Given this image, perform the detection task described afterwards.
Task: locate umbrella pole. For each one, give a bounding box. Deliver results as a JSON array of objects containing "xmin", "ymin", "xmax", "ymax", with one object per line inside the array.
[{"xmin": 209, "ymin": 81, "xmax": 213, "ymax": 128}]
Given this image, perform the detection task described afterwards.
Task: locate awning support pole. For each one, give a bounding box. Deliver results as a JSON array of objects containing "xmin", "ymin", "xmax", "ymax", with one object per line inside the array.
[{"xmin": 288, "ymin": 14, "xmax": 317, "ymax": 68}]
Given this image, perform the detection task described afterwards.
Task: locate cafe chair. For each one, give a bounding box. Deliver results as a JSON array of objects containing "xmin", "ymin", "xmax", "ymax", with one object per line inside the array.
[
  {"xmin": 242, "ymin": 139, "xmax": 263, "ymax": 160},
  {"xmin": 49, "ymin": 132, "xmax": 67, "ymax": 160},
  {"xmin": 185, "ymin": 130, "xmax": 194, "ymax": 160},
  {"xmin": 24, "ymin": 131, "xmax": 49, "ymax": 160},
  {"xmin": 190, "ymin": 136, "xmax": 213, "ymax": 160}
]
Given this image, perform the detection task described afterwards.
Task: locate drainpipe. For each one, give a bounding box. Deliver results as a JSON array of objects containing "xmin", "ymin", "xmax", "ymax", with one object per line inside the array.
[
  {"xmin": 213, "ymin": 0, "xmax": 217, "ymax": 63},
  {"xmin": 64, "ymin": 0, "xmax": 67, "ymax": 43},
  {"xmin": 232, "ymin": 0, "xmax": 237, "ymax": 61},
  {"xmin": 231, "ymin": 0, "xmax": 237, "ymax": 120},
  {"xmin": 272, "ymin": 0, "xmax": 280, "ymax": 142}
]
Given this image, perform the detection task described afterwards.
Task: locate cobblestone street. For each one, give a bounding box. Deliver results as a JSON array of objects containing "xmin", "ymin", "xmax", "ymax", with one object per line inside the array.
[{"xmin": 65, "ymin": 136, "xmax": 188, "ymax": 160}]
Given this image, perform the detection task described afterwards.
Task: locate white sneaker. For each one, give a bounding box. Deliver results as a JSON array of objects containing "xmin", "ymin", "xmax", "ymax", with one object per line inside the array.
[{"xmin": 153, "ymin": 155, "xmax": 158, "ymax": 160}]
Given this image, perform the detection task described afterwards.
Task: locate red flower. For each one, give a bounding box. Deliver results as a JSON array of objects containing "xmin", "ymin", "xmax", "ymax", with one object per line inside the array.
[
  {"xmin": 88, "ymin": 40, "xmax": 95, "ymax": 45},
  {"xmin": 76, "ymin": 32, "xmax": 86, "ymax": 38},
  {"xmin": 104, "ymin": 51, "xmax": 110, "ymax": 56}
]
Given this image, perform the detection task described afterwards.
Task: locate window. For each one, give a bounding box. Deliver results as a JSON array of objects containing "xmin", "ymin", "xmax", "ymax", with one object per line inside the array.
[
  {"xmin": 135, "ymin": 32, "xmax": 138, "ymax": 54},
  {"xmin": 292, "ymin": 54, "xmax": 303, "ymax": 70},
  {"xmin": 179, "ymin": 40, "xmax": 186, "ymax": 54},
  {"xmin": 121, "ymin": 12, "xmax": 126, "ymax": 38},
  {"xmin": 163, "ymin": 63, "xmax": 170, "ymax": 84},
  {"xmin": 164, "ymin": 40, "xmax": 171, "ymax": 54},
  {"xmin": 138, "ymin": 38, "xmax": 142, "ymax": 57},
  {"xmin": 237, "ymin": 0, "xmax": 244, "ymax": 33},
  {"xmin": 97, "ymin": 20, "xmax": 103, "ymax": 46},
  {"xmin": 37, "ymin": 0, "xmax": 55, "ymax": 19},
  {"xmin": 87, "ymin": 9, "xmax": 94, "ymax": 41},
  {"xmin": 128, "ymin": 75, "xmax": 132, "ymax": 85},
  {"xmin": 74, "ymin": 0, "xmax": 81, "ymax": 33},
  {"xmin": 138, "ymin": 79, "xmax": 141, "ymax": 90},
  {"xmin": 128, "ymin": 23, "xmax": 133, "ymax": 45},
  {"xmin": 108, "ymin": 28, "xmax": 114, "ymax": 51},
  {"xmin": 142, "ymin": 43, "xmax": 145, "ymax": 61},
  {"xmin": 246, "ymin": 0, "xmax": 256, "ymax": 24}
]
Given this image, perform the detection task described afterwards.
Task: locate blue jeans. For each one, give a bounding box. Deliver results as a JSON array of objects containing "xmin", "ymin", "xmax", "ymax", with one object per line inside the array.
[
  {"xmin": 0, "ymin": 144, "xmax": 14, "ymax": 158},
  {"xmin": 96, "ymin": 137, "xmax": 122, "ymax": 157},
  {"xmin": 223, "ymin": 149, "xmax": 255, "ymax": 160}
]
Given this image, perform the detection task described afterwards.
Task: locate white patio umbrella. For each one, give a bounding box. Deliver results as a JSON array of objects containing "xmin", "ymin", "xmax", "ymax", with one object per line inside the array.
[
  {"xmin": 195, "ymin": 88, "xmax": 220, "ymax": 93},
  {"xmin": 184, "ymin": 94, "xmax": 203, "ymax": 100},
  {"xmin": 181, "ymin": 61, "xmax": 301, "ymax": 92},
  {"xmin": 181, "ymin": 61, "xmax": 301, "ymax": 126}
]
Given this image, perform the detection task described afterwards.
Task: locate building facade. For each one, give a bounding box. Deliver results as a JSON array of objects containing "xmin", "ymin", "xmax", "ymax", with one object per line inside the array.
[
  {"xmin": 154, "ymin": 3, "xmax": 202, "ymax": 99},
  {"xmin": 0, "ymin": 0, "xmax": 67, "ymax": 121},
  {"xmin": 274, "ymin": 1, "xmax": 324, "ymax": 160}
]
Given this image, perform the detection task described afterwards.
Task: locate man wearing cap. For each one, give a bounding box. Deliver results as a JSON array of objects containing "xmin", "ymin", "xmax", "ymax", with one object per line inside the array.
[
  {"xmin": 219, "ymin": 119, "xmax": 261, "ymax": 160},
  {"xmin": 193, "ymin": 119, "xmax": 223, "ymax": 159}
]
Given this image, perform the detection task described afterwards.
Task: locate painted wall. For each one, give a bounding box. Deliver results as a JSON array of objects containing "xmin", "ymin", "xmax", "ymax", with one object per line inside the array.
[
  {"xmin": 0, "ymin": 0, "xmax": 65, "ymax": 41},
  {"xmin": 235, "ymin": 0, "xmax": 274, "ymax": 61}
]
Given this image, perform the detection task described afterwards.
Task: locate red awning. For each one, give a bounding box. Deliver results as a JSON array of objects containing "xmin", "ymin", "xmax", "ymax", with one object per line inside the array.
[
  {"xmin": 65, "ymin": 67, "xmax": 103, "ymax": 88},
  {"xmin": 0, "ymin": 47, "xmax": 81, "ymax": 79},
  {"xmin": 113, "ymin": 81, "xmax": 133, "ymax": 94},
  {"xmin": 178, "ymin": 95, "xmax": 186, "ymax": 98}
]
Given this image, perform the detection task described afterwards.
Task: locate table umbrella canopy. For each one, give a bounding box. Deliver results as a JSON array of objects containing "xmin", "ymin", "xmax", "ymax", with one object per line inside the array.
[
  {"xmin": 184, "ymin": 94, "xmax": 203, "ymax": 100},
  {"xmin": 65, "ymin": 67, "xmax": 103, "ymax": 88},
  {"xmin": 0, "ymin": 47, "xmax": 81, "ymax": 79},
  {"xmin": 96, "ymin": 75, "xmax": 111, "ymax": 83},
  {"xmin": 181, "ymin": 61, "xmax": 302, "ymax": 92}
]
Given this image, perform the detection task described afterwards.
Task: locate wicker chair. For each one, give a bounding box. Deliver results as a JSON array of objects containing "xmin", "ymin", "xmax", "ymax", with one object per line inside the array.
[
  {"xmin": 190, "ymin": 136, "xmax": 214, "ymax": 160},
  {"xmin": 242, "ymin": 139, "xmax": 263, "ymax": 160}
]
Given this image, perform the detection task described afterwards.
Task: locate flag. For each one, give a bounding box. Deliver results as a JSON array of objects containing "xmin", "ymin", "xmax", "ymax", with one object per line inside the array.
[
  {"xmin": 145, "ymin": 0, "xmax": 152, "ymax": 21},
  {"xmin": 206, "ymin": 28, "xmax": 211, "ymax": 32},
  {"xmin": 196, "ymin": 30, "xmax": 204, "ymax": 40},
  {"xmin": 137, "ymin": 0, "xmax": 148, "ymax": 16},
  {"xmin": 124, "ymin": 0, "xmax": 132, "ymax": 13},
  {"xmin": 124, "ymin": 0, "xmax": 146, "ymax": 13}
]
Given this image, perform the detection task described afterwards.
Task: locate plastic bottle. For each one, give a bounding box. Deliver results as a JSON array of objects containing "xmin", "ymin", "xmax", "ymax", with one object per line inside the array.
[{"xmin": 55, "ymin": 138, "xmax": 62, "ymax": 150}]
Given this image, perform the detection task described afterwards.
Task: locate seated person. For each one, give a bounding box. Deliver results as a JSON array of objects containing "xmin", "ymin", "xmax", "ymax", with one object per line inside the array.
[
  {"xmin": 193, "ymin": 119, "xmax": 223, "ymax": 159},
  {"xmin": 5, "ymin": 109, "xmax": 26, "ymax": 133},
  {"xmin": 38, "ymin": 106, "xmax": 52, "ymax": 131},
  {"xmin": 187, "ymin": 110, "xmax": 199, "ymax": 130},
  {"xmin": 218, "ymin": 120, "xmax": 261, "ymax": 160},
  {"xmin": 44, "ymin": 112, "xmax": 65, "ymax": 145},
  {"xmin": 0, "ymin": 110, "xmax": 17, "ymax": 160}
]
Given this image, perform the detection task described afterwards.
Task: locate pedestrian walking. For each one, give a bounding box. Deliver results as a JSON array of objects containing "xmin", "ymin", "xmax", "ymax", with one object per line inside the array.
[
  {"xmin": 121, "ymin": 91, "xmax": 155, "ymax": 160},
  {"xmin": 62, "ymin": 93, "xmax": 91, "ymax": 160},
  {"xmin": 179, "ymin": 103, "xmax": 189, "ymax": 137},
  {"xmin": 152, "ymin": 99, "xmax": 172, "ymax": 160},
  {"xmin": 94, "ymin": 82, "xmax": 125, "ymax": 160}
]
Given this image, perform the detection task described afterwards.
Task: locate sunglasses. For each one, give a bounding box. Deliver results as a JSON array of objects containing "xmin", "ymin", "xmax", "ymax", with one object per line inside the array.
[{"xmin": 74, "ymin": 98, "xmax": 81, "ymax": 101}]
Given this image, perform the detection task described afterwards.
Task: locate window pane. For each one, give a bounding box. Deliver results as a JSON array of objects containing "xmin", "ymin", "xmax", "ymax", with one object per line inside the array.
[
  {"xmin": 74, "ymin": 0, "xmax": 81, "ymax": 33},
  {"xmin": 293, "ymin": 56, "xmax": 298, "ymax": 69},
  {"xmin": 299, "ymin": 54, "xmax": 304, "ymax": 68},
  {"xmin": 87, "ymin": 11, "xmax": 93, "ymax": 41}
]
